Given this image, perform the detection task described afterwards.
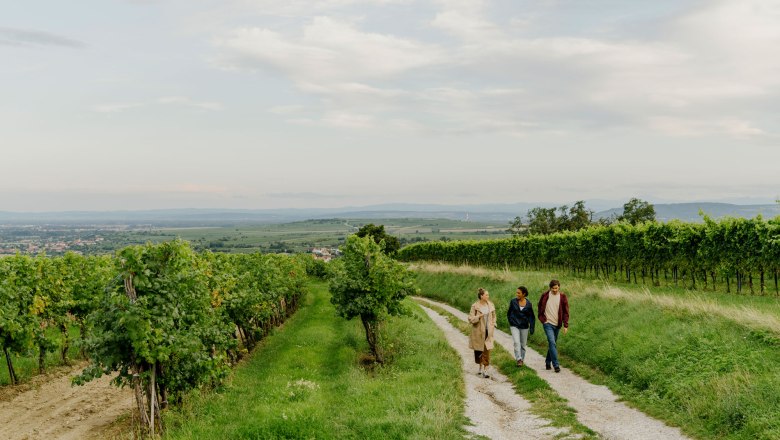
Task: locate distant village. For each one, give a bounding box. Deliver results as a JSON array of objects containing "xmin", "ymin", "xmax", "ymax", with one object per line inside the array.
[
  {"xmin": 0, "ymin": 236, "xmax": 104, "ymax": 255},
  {"xmin": 309, "ymin": 247, "xmax": 341, "ymax": 262}
]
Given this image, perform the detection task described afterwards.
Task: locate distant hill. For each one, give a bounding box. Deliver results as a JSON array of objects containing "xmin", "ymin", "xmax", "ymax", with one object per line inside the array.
[
  {"xmin": 595, "ymin": 203, "xmax": 780, "ymax": 222},
  {"xmin": 0, "ymin": 202, "xmax": 777, "ymax": 226}
]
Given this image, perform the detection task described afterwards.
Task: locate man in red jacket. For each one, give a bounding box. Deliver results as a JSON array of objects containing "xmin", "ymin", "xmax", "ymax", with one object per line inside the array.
[{"xmin": 537, "ymin": 279, "xmax": 569, "ymax": 373}]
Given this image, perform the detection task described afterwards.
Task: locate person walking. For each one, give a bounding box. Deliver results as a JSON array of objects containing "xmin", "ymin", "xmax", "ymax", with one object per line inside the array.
[
  {"xmin": 468, "ymin": 288, "xmax": 496, "ymax": 378},
  {"xmin": 507, "ymin": 286, "xmax": 535, "ymax": 367},
  {"xmin": 537, "ymin": 280, "xmax": 569, "ymax": 373}
]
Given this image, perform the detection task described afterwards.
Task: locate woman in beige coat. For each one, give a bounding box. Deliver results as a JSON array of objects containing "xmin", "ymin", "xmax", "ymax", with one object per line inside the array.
[{"xmin": 468, "ymin": 288, "xmax": 497, "ymax": 378}]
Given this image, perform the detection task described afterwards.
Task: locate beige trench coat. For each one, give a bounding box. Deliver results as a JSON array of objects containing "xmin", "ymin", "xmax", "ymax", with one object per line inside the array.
[{"xmin": 468, "ymin": 300, "xmax": 496, "ymax": 351}]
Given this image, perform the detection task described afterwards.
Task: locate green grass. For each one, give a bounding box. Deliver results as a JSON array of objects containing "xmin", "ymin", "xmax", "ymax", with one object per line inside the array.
[
  {"xmin": 419, "ymin": 301, "xmax": 598, "ymax": 439},
  {"xmin": 0, "ymin": 324, "xmax": 82, "ymax": 386},
  {"xmin": 412, "ymin": 267, "xmax": 780, "ymax": 440},
  {"xmin": 104, "ymin": 218, "xmax": 510, "ymax": 254},
  {"xmin": 163, "ymin": 280, "xmax": 470, "ymax": 439}
]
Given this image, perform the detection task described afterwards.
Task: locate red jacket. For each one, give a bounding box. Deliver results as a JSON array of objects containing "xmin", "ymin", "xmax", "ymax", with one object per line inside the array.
[{"xmin": 537, "ymin": 291, "xmax": 569, "ymax": 328}]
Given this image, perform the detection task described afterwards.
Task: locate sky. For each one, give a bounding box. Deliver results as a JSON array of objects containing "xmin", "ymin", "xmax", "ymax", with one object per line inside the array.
[{"xmin": 2, "ymin": 0, "xmax": 779, "ymax": 212}]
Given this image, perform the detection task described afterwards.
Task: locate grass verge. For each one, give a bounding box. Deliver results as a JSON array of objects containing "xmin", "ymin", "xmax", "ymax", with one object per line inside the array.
[
  {"xmin": 412, "ymin": 267, "xmax": 780, "ymax": 440},
  {"xmin": 162, "ymin": 280, "xmax": 469, "ymax": 440}
]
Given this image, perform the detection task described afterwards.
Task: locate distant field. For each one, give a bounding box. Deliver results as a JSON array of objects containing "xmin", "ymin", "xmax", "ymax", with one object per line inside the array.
[{"xmin": 137, "ymin": 218, "xmax": 511, "ymax": 254}]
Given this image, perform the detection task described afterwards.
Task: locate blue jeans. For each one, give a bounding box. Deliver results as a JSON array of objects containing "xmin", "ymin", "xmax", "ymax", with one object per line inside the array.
[
  {"xmin": 543, "ymin": 323, "xmax": 560, "ymax": 368},
  {"xmin": 510, "ymin": 326, "xmax": 529, "ymax": 361}
]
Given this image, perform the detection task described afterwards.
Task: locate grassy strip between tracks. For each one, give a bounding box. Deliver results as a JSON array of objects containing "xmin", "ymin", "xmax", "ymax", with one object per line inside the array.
[
  {"xmin": 162, "ymin": 280, "xmax": 469, "ymax": 440},
  {"xmin": 417, "ymin": 300, "xmax": 598, "ymax": 440},
  {"xmin": 412, "ymin": 267, "xmax": 780, "ymax": 440}
]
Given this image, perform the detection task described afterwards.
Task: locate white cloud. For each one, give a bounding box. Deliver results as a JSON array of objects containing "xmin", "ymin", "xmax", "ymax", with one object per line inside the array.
[
  {"xmin": 214, "ymin": 17, "xmax": 443, "ymax": 83},
  {"xmin": 92, "ymin": 103, "xmax": 144, "ymax": 113},
  {"xmin": 0, "ymin": 27, "xmax": 85, "ymax": 48},
  {"xmin": 157, "ymin": 96, "xmax": 224, "ymax": 111},
  {"xmin": 206, "ymin": 0, "xmax": 780, "ymax": 140}
]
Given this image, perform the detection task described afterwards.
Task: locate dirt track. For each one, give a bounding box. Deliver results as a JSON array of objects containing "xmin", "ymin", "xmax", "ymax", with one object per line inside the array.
[
  {"xmin": 419, "ymin": 304, "xmax": 572, "ymax": 439},
  {"xmin": 0, "ymin": 364, "xmax": 133, "ymax": 440},
  {"xmin": 416, "ymin": 297, "xmax": 691, "ymax": 440}
]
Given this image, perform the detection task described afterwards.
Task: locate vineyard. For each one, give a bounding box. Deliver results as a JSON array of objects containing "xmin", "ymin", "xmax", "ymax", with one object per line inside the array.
[
  {"xmin": 0, "ymin": 239, "xmax": 309, "ymax": 435},
  {"xmin": 397, "ymin": 216, "xmax": 780, "ymax": 295}
]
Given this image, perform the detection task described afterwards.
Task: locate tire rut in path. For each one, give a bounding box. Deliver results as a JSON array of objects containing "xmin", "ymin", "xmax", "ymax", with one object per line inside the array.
[
  {"xmin": 416, "ymin": 297, "xmax": 691, "ymax": 440},
  {"xmin": 419, "ymin": 304, "xmax": 573, "ymax": 440}
]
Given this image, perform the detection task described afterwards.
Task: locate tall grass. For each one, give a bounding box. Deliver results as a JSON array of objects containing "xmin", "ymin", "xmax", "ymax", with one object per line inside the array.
[
  {"xmin": 163, "ymin": 280, "xmax": 469, "ymax": 440},
  {"xmin": 413, "ymin": 267, "xmax": 780, "ymax": 440}
]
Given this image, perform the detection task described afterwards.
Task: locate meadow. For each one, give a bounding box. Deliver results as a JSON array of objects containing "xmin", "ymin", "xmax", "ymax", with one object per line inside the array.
[
  {"xmin": 161, "ymin": 281, "xmax": 470, "ymax": 440},
  {"xmin": 116, "ymin": 218, "xmax": 510, "ymax": 254}
]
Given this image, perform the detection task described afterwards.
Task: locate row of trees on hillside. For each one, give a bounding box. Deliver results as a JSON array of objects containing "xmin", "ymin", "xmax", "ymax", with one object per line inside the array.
[{"xmin": 508, "ymin": 198, "xmax": 656, "ymax": 235}]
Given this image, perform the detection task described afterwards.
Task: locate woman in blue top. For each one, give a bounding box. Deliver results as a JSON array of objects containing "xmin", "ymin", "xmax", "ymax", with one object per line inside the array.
[{"xmin": 507, "ymin": 286, "xmax": 535, "ymax": 367}]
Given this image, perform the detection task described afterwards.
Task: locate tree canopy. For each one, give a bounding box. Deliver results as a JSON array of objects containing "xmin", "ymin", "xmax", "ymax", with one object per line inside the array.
[
  {"xmin": 618, "ymin": 198, "xmax": 656, "ymax": 225},
  {"xmin": 508, "ymin": 200, "xmax": 595, "ymax": 235},
  {"xmin": 329, "ymin": 234, "xmax": 416, "ymax": 363},
  {"xmin": 355, "ymin": 223, "xmax": 401, "ymax": 254}
]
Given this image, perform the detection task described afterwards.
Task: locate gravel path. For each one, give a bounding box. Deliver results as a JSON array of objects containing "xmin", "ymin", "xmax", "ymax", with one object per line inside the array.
[
  {"xmin": 419, "ymin": 304, "xmax": 572, "ymax": 440},
  {"xmin": 416, "ymin": 297, "xmax": 691, "ymax": 440}
]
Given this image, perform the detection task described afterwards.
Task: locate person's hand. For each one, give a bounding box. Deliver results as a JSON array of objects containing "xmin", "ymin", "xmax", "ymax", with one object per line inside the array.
[{"xmin": 563, "ymin": 327, "xmax": 569, "ymax": 335}]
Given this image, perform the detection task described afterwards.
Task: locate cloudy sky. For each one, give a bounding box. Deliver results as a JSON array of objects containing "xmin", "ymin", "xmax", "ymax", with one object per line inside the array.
[{"xmin": 2, "ymin": 0, "xmax": 779, "ymax": 211}]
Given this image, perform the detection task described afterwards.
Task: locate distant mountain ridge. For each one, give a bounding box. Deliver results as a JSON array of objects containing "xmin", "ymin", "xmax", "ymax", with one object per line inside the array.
[{"xmin": 0, "ymin": 202, "xmax": 777, "ymax": 225}]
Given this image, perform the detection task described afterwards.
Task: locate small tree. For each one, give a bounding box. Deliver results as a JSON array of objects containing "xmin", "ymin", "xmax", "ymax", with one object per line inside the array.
[
  {"xmin": 355, "ymin": 223, "xmax": 401, "ymax": 254},
  {"xmin": 329, "ymin": 235, "xmax": 416, "ymax": 363},
  {"xmin": 619, "ymin": 198, "xmax": 656, "ymax": 225}
]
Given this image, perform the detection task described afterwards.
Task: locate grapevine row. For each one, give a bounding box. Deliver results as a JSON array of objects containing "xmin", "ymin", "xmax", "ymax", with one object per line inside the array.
[
  {"xmin": 0, "ymin": 239, "xmax": 312, "ymax": 433},
  {"xmin": 397, "ymin": 216, "xmax": 780, "ymax": 294}
]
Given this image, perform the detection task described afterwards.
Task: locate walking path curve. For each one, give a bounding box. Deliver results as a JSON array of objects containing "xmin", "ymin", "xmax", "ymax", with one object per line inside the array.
[
  {"xmin": 415, "ymin": 297, "xmax": 690, "ymax": 440},
  {"xmin": 418, "ymin": 303, "xmax": 572, "ymax": 440}
]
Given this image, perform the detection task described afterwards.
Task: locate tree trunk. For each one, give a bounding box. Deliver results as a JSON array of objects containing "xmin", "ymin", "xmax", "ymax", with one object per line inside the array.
[
  {"xmin": 760, "ymin": 270, "xmax": 765, "ymax": 295},
  {"xmin": 737, "ymin": 271, "xmax": 742, "ymax": 294},
  {"xmin": 3, "ymin": 346, "xmax": 17, "ymax": 385},
  {"xmin": 79, "ymin": 321, "xmax": 87, "ymax": 359},
  {"xmin": 150, "ymin": 366, "xmax": 156, "ymax": 438},
  {"xmin": 360, "ymin": 315, "xmax": 383, "ymax": 364},
  {"xmin": 133, "ymin": 366, "xmax": 151, "ymax": 431},
  {"xmin": 60, "ymin": 323, "xmax": 70, "ymax": 365},
  {"xmin": 157, "ymin": 363, "xmax": 168, "ymax": 410},
  {"xmin": 39, "ymin": 345, "xmax": 46, "ymax": 374}
]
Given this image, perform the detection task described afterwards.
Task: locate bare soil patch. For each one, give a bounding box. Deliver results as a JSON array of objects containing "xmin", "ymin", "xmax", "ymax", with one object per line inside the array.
[{"xmin": 0, "ymin": 363, "xmax": 133, "ymax": 440}]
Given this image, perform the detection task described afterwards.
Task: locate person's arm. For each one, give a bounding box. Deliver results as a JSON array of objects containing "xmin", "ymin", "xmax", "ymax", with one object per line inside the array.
[
  {"xmin": 537, "ymin": 293, "xmax": 547, "ymax": 324},
  {"xmin": 490, "ymin": 305, "xmax": 497, "ymax": 330},
  {"xmin": 562, "ymin": 294, "xmax": 570, "ymax": 334},
  {"xmin": 507, "ymin": 300, "xmax": 512, "ymax": 325},
  {"xmin": 528, "ymin": 303, "xmax": 535, "ymax": 334},
  {"xmin": 467, "ymin": 304, "xmax": 481, "ymax": 325}
]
